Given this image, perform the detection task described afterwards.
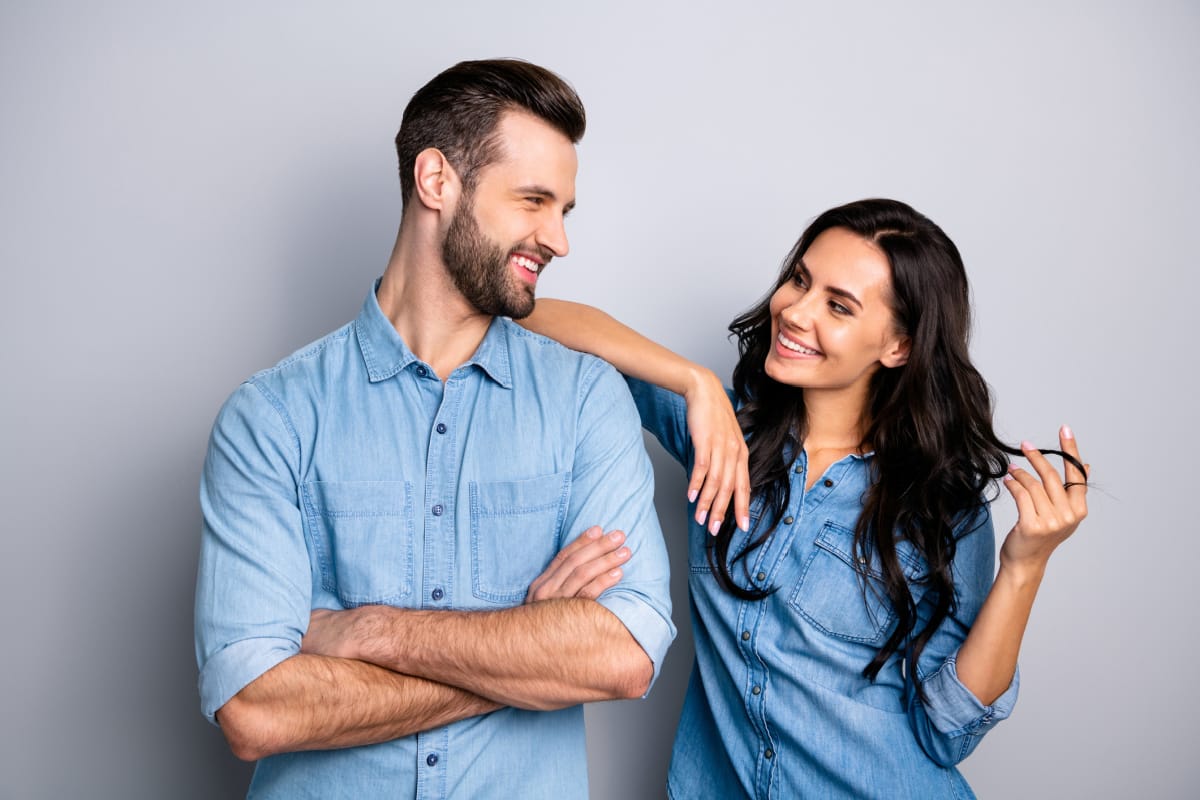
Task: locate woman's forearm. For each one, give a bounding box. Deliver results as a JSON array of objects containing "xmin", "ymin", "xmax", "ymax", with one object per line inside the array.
[
  {"xmin": 952, "ymin": 563, "xmax": 1044, "ymax": 704},
  {"xmin": 521, "ymin": 299, "xmax": 709, "ymax": 396}
]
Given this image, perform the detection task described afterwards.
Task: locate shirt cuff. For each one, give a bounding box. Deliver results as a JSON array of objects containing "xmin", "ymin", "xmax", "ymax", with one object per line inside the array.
[
  {"xmin": 595, "ymin": 589, "xmax": 677, "ymax": 695},
  {"xmin": 198, "ymin": 636, "xmax": 298, "ymax": 724},
  {"xmin": 921, "ymin": 656, "xmax": 1020, "ymax": 736}
]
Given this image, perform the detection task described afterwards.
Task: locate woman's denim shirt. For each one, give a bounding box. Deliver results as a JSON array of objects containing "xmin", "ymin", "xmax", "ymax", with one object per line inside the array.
[{"xmin": 627, "ymin": 379, "xmax": 1017, "ymax": 800}]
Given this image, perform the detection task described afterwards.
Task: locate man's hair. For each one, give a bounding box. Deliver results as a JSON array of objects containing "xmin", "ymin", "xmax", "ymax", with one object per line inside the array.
[{"xmin": 395, "ymin": 59, "xmax": 586, "ymax": 209}]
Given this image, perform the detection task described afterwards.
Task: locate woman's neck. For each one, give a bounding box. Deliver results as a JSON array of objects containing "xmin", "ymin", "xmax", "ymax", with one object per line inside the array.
[{"xmin": 800, "ymin": 386, "xmax": 869, "ymax": 454}]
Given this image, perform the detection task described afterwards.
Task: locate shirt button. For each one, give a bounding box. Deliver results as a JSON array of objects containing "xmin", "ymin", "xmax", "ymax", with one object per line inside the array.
[
  {"xmin": 426, "ymin": 753, "xmax": 439, "ymax": 767},
  {"xmin": 741, "ymin": 631, "xmax": 751, "ymax": 641},
  {"xmin": 824, "ymin": 479, "xmax": 834, "ymax": 488},
  {"xmin": 436, "ymin": 423, "xmax": 447, "ymax": 434},
  {"xmin": 783, "ymin": 516, "xmax": 794, "ymax": 525},
  {"xmin": 431, "ymin": 587, "xmax": 444, "ymax": 601},
  {"xmin": 756, "ymin": 572, "xmax": 766, "ymax": 582},
  {"xmin": 415, "ymin": 365, "xmax": 428, "ymax": 377},
  {"xmin": 794, "ymin": 464, "xmax": 803, "ymax": 474},
  {"xmin": 751, "ymin": 685, "xmax": 761, "ymax": 695},
  {"xmin": 432, "ymin": 504, "xmax": 444, "ymax": 516},
  {"xmin": 764, "ymin": 749, "xmax": 774, "ymax": 759}
]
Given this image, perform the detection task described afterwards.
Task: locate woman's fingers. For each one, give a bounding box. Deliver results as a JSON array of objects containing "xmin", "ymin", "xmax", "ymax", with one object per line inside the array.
[
  {"xmin": 685, "ymin": 378, "xmax": 748, "ymax": 534},
  {"xmin": 1058, "ymin": 425, "xmax": 1090, "ymax": 515},
  {"xmin": 689, "ymin": 431, "xmax": 747, "ymax": 534}
]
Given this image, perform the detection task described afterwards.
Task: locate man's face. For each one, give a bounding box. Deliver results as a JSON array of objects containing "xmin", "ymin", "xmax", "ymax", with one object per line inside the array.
[{"xmin": 441, "ymin": 111, "xmax": 577, "ymax": 319}]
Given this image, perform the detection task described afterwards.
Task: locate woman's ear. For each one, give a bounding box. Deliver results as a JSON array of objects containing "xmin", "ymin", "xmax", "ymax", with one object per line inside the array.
[
  {"xmin": 412, "ymin": 147, "xmax": 460, "ymax": 212},
  {"xmin": 882, "ymin": 335, "xmax": 911, "ymax": 368}
]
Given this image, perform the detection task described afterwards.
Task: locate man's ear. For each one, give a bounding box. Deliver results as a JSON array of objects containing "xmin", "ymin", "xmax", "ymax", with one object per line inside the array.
[
  {"xmin": 882, "ymin": 335, "xmax": 911, "ymax": 368},
  {"xmin": 412, "ymin": 148, "xmax": 460, "ymax": 212}
]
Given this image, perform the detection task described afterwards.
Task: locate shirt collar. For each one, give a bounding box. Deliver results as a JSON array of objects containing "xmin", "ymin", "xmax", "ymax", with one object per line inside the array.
[{"xmin": 354, "ymin": 280, "xmax": 513, "ymax": 388}]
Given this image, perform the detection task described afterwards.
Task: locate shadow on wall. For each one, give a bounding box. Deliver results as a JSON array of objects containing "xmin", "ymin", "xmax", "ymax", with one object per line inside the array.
[{"xmin": 183, "ymin": 157, "xmax": 395, "ymax": 797}]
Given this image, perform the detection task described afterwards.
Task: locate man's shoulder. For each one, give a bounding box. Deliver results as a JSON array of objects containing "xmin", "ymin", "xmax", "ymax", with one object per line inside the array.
[
  {"xmin": 247, "ymin": 321, "xmax": 357, "ymax": 388},
  {"xmin": 499, "ymin": 318, "xmax": 617, "ymax": 385}
]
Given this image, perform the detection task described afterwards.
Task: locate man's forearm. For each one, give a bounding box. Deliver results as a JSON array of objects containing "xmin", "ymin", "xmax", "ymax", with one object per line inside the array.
[
  {"xmin": 314, "ymin": 599, "xmax": 652, "ymax": 711},
  {"xmin": 216, "ymin": 653, "xmax": 500, "ymax": 761}
]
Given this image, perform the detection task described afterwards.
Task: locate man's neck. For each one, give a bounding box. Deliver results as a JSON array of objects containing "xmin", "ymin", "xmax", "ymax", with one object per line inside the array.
[{"xmin": 376, "ymin": 229, "xmax": 493, "ymax": 381}]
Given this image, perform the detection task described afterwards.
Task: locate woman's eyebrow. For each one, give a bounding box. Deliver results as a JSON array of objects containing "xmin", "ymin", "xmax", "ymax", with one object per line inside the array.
[{"xmin": 798, "ymin": 258, "xmax": 863, "ymax": 309}]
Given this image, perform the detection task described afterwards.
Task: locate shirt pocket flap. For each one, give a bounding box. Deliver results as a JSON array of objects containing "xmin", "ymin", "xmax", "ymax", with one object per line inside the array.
[{"xmin": 302, "ymin": 480, "xmax": 415, "ymax": 607}]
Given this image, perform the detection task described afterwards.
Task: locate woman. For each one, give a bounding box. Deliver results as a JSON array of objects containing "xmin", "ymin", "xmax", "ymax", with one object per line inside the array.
[{"xmin": 522, "ymin": 199, "xmax": 1088, "ymax": 798}]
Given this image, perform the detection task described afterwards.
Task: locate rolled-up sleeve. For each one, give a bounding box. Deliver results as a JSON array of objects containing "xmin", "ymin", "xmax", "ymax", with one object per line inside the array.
[
  {"xmin": 567, "ymin": 364, "xmax": 676, "ymax": 688},
  {"xmin": 907, "ymin": 505, "xmax": 1019, "ymax": 765},
  {"xmin": 195, "ymin": 381, "xmax": 311, "ymax": 724}
]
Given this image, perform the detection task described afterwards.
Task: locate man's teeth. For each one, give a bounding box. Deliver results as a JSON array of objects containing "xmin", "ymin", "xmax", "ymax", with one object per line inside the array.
[
  {"xmin": 513, "ymin": 255, "xmax": 539, "ymax": 273},
  {"xmin": 778, "ymin": 334, "xmax": 818, "ymax": 355}
]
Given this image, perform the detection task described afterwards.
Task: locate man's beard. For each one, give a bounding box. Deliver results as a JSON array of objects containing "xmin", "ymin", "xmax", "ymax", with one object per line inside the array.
[{"xmin": 441, "ymin": 195, "xmax": 538, "ymax": 319}]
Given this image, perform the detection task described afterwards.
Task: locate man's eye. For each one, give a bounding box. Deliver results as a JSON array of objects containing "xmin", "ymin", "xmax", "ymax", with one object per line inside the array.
[{"xmin": 526, "ymin": 196, "xmax": 545, "ymax": 206}]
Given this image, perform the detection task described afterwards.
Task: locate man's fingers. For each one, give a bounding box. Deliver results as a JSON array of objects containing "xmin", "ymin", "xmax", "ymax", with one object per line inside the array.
[
  {"xmin": 576, "ymin": 567, "xmax": 624, "ymax": 600},
  {"xmin": 527, "ymin": 529, "xmax": 630, "ymax": 602}
]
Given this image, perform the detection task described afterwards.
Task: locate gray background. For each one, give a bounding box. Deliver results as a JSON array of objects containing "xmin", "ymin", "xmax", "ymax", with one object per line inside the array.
[{"xmin": 1, "ymin": 1, "xmax": 1195, "ymax": 797}]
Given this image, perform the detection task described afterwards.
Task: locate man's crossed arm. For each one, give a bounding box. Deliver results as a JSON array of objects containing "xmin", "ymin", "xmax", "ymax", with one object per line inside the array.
[{"xmin": 217, "ymin": 526, "xmax": 639, "ymax": 761}]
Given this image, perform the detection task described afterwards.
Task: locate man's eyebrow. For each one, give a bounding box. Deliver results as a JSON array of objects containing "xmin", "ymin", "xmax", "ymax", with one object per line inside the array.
[
  {"xmin": 516, "ymin": 184, "xmax": 576, "ymax": 213},
  {"xmin": 797, "ymin": 257, "xmax": 863, "ymax": 309}
]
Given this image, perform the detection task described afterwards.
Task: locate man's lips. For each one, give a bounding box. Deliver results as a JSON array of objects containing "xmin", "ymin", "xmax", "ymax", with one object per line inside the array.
[{"xmin": 511, "ymin": 252, "xmax": 543, "ymax": 274}]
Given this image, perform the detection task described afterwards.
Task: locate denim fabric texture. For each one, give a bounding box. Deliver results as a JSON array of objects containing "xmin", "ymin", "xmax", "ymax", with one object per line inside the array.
[
  {"xmin": 626, "ymin": 379, "xmax": 1016, "ymax": 800},
  {"xmin": 194, "ymin": 284, "xmax": 675, "ymax": 799}
]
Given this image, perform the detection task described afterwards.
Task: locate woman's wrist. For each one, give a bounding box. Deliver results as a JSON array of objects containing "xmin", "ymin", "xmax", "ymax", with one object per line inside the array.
[
  {"xmin": 681, "ymin": 364, "xmax": 721, "ymax": 402},
  {"xmin": 993, "ymin": 558, "xmax": 1048, "ymax": 594}
]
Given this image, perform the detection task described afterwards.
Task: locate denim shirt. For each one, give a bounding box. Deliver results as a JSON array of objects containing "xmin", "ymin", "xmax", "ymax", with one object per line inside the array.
[
  {"xmin": 194, "ymin": 285, "xmax": 675, "ymax": 800},
  {"xmin": 626, "ymin": 379, "xmax": 1017, "ymax": 800}
]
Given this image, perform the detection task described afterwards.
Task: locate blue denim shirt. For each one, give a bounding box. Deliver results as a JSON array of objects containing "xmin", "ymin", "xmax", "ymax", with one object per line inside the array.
[
  {"xmin": 194, "ymin": 285, "xmax": 675, "ymax": 799},
  {"xmin": 626, "ymin": 379, "xmax": 1016, "ymax": 800}
]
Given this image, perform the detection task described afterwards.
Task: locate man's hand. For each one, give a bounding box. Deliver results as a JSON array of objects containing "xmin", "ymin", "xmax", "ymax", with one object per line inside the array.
[
  {"xmin": 526, "ymin": 526, "xmax": 631, "ymax": 603},
  {"xmin": 302, "ymin": 607, "xmax": 377, "ymax": 661}
]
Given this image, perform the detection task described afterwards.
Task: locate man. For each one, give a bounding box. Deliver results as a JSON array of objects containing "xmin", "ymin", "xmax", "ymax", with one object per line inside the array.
[{"xmin": 195, "ymin": 59, "xmax": 675, "ymax": 798}]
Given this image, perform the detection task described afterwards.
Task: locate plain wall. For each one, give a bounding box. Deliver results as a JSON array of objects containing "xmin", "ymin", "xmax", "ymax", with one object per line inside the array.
[{"xmin": 2, "ymin": 1, "xmax": 1196, "ymax": 797}]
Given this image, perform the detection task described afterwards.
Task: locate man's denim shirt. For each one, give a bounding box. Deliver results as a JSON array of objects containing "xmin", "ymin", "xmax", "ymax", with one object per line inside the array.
[
  {"xmin": 195, "ymin": 286, "xmax": 675, "ymax": 799},
  {"xmin": 626, "ymin": 379, "xmax": 1016, "ymax": 800}
]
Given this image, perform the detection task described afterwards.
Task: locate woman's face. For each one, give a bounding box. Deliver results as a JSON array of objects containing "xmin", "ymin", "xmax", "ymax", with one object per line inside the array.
[{"xmin": 764, "ymin": 227, "xmax": 910, "ymax": 398}]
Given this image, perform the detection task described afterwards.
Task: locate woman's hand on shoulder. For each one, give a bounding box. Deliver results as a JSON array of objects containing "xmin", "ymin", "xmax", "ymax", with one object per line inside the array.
[
  {"xmin": 682, "ymin": 367, "xmax": 750, "ymax": 535},
  {"xmin": 999, "ymin": 425, "xmax": 1089, "ymax": 581}
]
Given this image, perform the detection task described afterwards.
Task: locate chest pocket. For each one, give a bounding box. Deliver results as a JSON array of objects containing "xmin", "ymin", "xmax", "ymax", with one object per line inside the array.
[
  {"xmin": 470, "ymin": 471, "xmax": 570, "ymax": 604},
  {"xmin": 302, "ymin": 480, "xmax": 415, "ymax": 607},
  {"xmin": 789, "ymin": 520, "xmax": 929, "ymax": 644}
]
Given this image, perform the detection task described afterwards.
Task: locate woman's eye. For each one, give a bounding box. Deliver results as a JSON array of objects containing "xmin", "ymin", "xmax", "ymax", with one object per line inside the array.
[{"xmin": 830, "ymin": 301, "xmax": 851, "ymax": 315}]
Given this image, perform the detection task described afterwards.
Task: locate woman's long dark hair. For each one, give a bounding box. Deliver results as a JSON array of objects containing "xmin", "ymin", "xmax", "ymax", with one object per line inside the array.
[{"xmin": 710, "ymin": 198, "xmax": 1077, "ymax": 681}]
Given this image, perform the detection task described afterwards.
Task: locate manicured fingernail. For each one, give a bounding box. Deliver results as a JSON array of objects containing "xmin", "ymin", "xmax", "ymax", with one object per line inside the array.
[
  {"xmin": 1003, "ymin": 474, "xmax": 1014, "ymax": 482},
  {"xmin": 688, "ymin": 489, "xmax": 699, "ymax": 503},
  {"xmin": 586, "ymin": 527, "xmax": 602, "ymax": 539},
  {"xmin": 616, "ymin": 547, "xmax": 631, "ymax": 560},
  {"xmin": 739, "ymin": 516, "xmax": 750, "ymax": 532},
  {"xmin": 696, "ymin": 510, "xmax": 708, "ymax": 525},
  {"xmin": 609, "ymin": 568, "xmax": 622, "ymax": 578},
  {"xmin": 608, "ymin": 530, "xmax": 625, "ymax": 543},
  {"xmin": 709, "ymin": 519, "xmax": 721, "ymax": 536},
  {"xmin": 1062, "ymin": 425, "xmax": 1074, "ymax": 439},
  {"xmin": 1007, "ymin": 463, "xmax": 1018, "ymax": 472},
  {"xmin": 1020, "ymin": 440, "xmax": 1034, "ymax": 451}
]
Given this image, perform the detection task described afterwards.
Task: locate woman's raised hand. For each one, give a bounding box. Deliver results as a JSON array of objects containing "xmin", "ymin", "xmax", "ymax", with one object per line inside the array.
[
  {"xmin": 1000, "ymin": 425, "xmax": 1089, "ymax": 578},
  {"xmin": 683, "ymin": 368, "xmax": 751, "ymax": 535}
]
